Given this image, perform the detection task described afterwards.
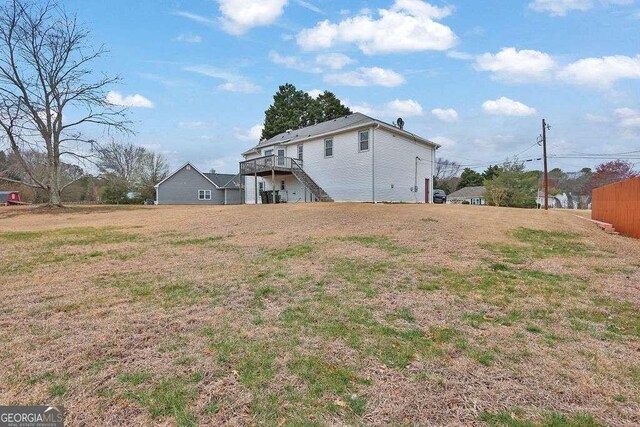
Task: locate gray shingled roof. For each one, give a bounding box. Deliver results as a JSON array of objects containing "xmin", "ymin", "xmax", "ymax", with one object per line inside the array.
[
  {"xmin": 204, "ymin": 173, "xmax": 241, "ymax": 189},
  {"xmin": 448, "ymin": 186, "xmax": 486, "ymax": 198},
  {"xmin": 245, "ymin": 113, "xmax": 438, "ymax": 154}
]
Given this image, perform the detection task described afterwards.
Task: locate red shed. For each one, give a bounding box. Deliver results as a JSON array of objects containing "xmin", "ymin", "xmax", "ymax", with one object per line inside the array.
[{"xmin": 0, "ymin": 191, "xmax": 21, "ymax": 206}]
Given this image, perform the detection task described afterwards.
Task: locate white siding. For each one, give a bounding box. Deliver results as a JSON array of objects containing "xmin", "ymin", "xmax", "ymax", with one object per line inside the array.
[
  {"xmin": 287, "ymin": 128, "xmax": 375, "ymax": 202},
  {"xmin": 374, "ymin": 128, "xmax": 434, "ymax": 203},
  {"xmin": 241, "ymin": 126, "xmax": 436, "ymax": 203}
]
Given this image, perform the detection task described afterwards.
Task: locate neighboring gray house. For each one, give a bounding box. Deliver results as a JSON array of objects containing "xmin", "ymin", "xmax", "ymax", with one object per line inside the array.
[
  {"xmin": 155, "ymin": 162, "xmax": 241, "ymax": 205},
  {"xmin": 447, "ymin": 186, "xmax": 486, "ymax": 205}
]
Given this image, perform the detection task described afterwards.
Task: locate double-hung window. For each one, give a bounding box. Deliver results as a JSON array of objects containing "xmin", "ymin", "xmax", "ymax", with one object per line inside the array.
[
  {"xmin": 324, "ymin": 138, "xmax": 333, "ymax": 158},
  {"xmin": 359, "ymin": 130, "xmax": 369, "ymax": 152},
  {"xmin": 198, "ymin": 189, "xmax": 211, "ymax": 200},
  {"xmin": 297, "ymin": 144, "xmax": 303, "ymax": 161}
]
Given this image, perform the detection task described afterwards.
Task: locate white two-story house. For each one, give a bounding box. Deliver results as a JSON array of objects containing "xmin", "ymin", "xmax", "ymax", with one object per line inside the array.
[{"xmin": 239, "ymin": 113, "xmax": 440, "ymax": 204}]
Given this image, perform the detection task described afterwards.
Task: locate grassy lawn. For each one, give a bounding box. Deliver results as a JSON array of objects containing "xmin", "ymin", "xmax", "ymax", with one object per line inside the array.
[{"xmin": 0, "ymin": 203, "xmax": 638, "ymax": 426}]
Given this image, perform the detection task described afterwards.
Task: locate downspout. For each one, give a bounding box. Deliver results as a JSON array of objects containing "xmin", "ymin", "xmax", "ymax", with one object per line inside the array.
[
  {"xmin": 372, "ymin": 123, "xmax": 380, "ymax": 203},
  {"xmin": 431, "ymin": 146, "xmax": 437, "ymax": 204},
  {"xmin": 414, "ymin": 156, "xmax": 420, "ymax": 203}
]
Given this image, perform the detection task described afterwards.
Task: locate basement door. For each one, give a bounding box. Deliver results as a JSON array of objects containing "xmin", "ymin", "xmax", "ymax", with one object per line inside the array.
[{"xmin": 425, "ymin": 178, "xmax": 430, "ymax": 203}]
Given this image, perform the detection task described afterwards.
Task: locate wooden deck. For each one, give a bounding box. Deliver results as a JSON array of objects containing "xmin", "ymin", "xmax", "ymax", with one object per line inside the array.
[{"xmin": 239, "ymin": 155, "xmax": 298, "ymax": 177}]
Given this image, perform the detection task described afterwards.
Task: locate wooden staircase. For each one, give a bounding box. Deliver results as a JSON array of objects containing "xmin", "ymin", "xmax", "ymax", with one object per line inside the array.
[{"xmin": 291, "ymin": 159, "xmax": 333, "ymax": 202}]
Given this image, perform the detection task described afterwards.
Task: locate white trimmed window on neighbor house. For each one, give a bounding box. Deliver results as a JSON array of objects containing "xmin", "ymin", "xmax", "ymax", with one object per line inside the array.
[
  {"xmin": 359, "ymin": 130, "xmax": 369, "ymax": 152},
  {"xmin": 324, "ymin": 138, "xmax": 333, "ymax": 158},
  {"xmin": 264, "ymin": 149, "xmax": 273, "ymax": 156},
  {"xmin": 198, "ymin": 189, "xmax": 211, "ymax": 200},
  {"xmin": 297, "ymin": 144, "xmax": 303, "ymax": 161}
]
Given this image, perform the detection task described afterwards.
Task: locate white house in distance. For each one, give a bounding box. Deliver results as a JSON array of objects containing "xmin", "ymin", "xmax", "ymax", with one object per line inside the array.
[{"xmin": 239, "ymin": 113, "xmax": 439, "ymax": 204}]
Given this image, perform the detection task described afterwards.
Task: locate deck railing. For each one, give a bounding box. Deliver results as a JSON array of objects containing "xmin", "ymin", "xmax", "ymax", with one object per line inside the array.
[{"xmin": 240, "ymin": 155, "xmax": 302, "ymax": 175}]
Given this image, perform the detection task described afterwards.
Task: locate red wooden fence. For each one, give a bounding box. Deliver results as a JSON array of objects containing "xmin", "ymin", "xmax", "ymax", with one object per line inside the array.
[{"xmin": 592, "ymin": 177, "xmax": 640, "ymax": 238}]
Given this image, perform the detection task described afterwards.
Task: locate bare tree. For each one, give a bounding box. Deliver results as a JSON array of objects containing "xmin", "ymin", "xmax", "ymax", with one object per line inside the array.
[
  {"xmin": 0, "ymin": 0, "xmax": 130, "ymax": 206},
  {"xmin": 96, "ymin": 141, "xmax": 146, "ymax": 186},
  {"xmin": 97, "ymin": 141, "xmax": 169, "ymax": 200},
  {"xmin": 139, "ymin": 151, "xmax": 168, "ymax": 199},
  {"xmin": 488, "ymin": 187, "xmax": 507, "ymax": 207},
  {"xmin": 434, "ymin": 157, "xmax": 461, "ymax": 181}
]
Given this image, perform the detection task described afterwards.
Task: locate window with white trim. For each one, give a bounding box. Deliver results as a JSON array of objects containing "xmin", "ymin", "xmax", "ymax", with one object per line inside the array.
[
  {"xmin": 359, "ymin": 130, "xmax": 369, "ymax": 152},
  {"xmin": 198, "ymin": 189, "xmax": 211, "ymax": 200},
  {"xmin": 264, "ymin": 149, "xmax": 273, "ymax": 156},
  {"xmin": 324, "ymin": 138, "xmax": 333, "ymax": 158},
  {"xmin": 259, "ymin": 182, "xmax": 264, "ymax": 191},
  {"xmin": 297, "ymin": 144, "xmax": 303, "ymax": 160}
]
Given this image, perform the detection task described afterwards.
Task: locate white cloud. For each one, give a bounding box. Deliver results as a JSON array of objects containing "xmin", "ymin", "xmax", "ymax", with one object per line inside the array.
[
  {"xmin": 615, "ymin": 108, "xmax": 640, "ymax": 128},
  {"xmin": 347, "ymin": 99, "xmax": 424, "ymax": 118},
  {"xmin": 178, "ymin": 121, "xmax": 207, "ymax": 129},
  {"xmin": 184, "ymin": 65, "xmax": 261, "ymax": 93},
  {"xmin": 324, "ymin": 67, "xmax": 406, "ymax": 87},
  {"xmin": 296, "ymin": 0, "xmax": 457, "ymax": 55},
  {"xmin": 446, "ymin": 50, "xmax": 473, "ymax": 60},
  {"xmin": 386, "ymin": 99, "xmax": 424, "ymax": 117},
  {"xmin": 558, "ymin": 55, "xmax": 640, "ymax": 88},
  {"xmin": 475, "ymin": 48, "xmax": 556, "ymax": 83},
  {"xmin": 106, "ymin": 91, "xmax": 154, "ymax": 108},
  {"xmin": 268, "ymin": 51, "xmax": 322, "ymax": 73},
  {"xmin": 295, "ymin": 0, "xmax": 324, "ymax": 14},
  {"xmin": 482, "ymin": 97, "xmax": 537, "ymax": 116},
  {"xmin": 307, "ymin": 89, "xmax": 323, "ymax": 98},
  {"xmin": 218, "ymin": 81, "xmax": 261, "ymax": 93},
  {"xmin": 431, "ymin": 136, "xmax": 457, "ymax": 148},
  {"xmin": 217, "ymin": 0, "xmax": 288, "ymax": 35},
  {"xmin": 529, "ymin": 0, "xmax": 592, "ymax": 16},
  {"xmin": 268, "ymin": 51, "xmax": 354, "ymax": 73},
  {"xmin": 175, "ymin": 33, "xmax": 202, "ymax": 43},
  {"xmin": 235, "ymin": 124, "xmax": 264, "ymax": 141},
  {"xmin": 585, "ymin": 113, "xmax": 610, "ymax": 122},
  {"xmin": 315, "ymin": 53, "xmax": 354, "ymax": 70},
  {"xmin": 529, "ymin": 0, "xmax": 634, "ymax": 16},
  {"xmin": 175, "ymin": 11, "xmax": 216, "ymax": 25},
  {"xmin": 431, "ymin": 108, "xmax": 459, "ymax": 122}
]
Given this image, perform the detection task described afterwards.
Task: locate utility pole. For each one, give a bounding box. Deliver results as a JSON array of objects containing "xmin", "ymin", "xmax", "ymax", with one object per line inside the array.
[{"xmin": 542, "ymin": 119, "xmax": 549, "ymax": 210}]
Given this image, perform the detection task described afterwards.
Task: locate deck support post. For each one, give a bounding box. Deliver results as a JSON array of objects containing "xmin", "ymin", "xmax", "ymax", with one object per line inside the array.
[
  {"xmin": 272, "ymin": 164, "xmax": 276, "ymax": 204},
  {"xmin": 254, "ymin": 171, "xmax": 258, "ymax": 205}
]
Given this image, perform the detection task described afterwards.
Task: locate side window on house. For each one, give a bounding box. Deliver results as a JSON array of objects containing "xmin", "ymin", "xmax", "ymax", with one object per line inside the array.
[
  {"xmin": 258, "ymin": 182, "xmax": 264, "ymax": 191},
  {"xmin": 359, "ymin": 130, "xmax": 369, "ymax": 152},
  {"xmin": 297, "ymin": 144, "xmax": 303, "ymax": 161},
  {"xmin": 264, "ymin": 149, "xmax": 273, "ymax": 156},
  {"xmin": 324, "ymin": 138, "xmax": 333, "ymax": 158},
  {"xmin": 198, "ymin": 190, "xmax": 211, "ymax": 200}
]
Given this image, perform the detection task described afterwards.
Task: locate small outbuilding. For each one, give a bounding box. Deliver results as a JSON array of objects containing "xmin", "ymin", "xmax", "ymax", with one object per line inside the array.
[
  {"xmin": 447, "ymin": 186, "xmax": 486, "ymax": 205},
  {"xmin": 155, "ymin": 162, "xmax": 241, "ymax": 205},
  {"xmin": 0, "ymin": 191, "xmax": 21, "ymax": 206}
]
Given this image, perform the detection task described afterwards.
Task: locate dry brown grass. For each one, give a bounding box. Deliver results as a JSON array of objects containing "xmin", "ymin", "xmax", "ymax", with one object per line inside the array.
[{"xmin": 0, "ymin": 203, "xmax": 638, "ymax": 426}]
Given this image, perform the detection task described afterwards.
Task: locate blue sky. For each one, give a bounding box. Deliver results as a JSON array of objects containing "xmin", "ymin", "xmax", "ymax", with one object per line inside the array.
[{"xmin": 68, "ymin": 0, "xmax": 640, "ymax": 173}]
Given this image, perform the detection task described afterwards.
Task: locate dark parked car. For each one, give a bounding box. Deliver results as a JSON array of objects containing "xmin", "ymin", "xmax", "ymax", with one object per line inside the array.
[{"xmin": 433, "ymin": 189, "xmax": 447, "ymax": 204}]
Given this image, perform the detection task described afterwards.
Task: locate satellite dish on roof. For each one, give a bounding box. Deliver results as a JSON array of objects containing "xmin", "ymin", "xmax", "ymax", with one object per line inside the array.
[{"xmin": 396, "ymin": 117, "xmax": 404, "ymax": 130}]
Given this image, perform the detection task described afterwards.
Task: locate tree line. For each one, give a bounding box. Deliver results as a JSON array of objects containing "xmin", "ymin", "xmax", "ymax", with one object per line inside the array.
[
  {"xmin": 434, "ymin": 157, "xmax": 638, "ymax": 208},
  {"xmin": 0, "ymin": 143, "xmax": 169, "ymax": 204}
]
